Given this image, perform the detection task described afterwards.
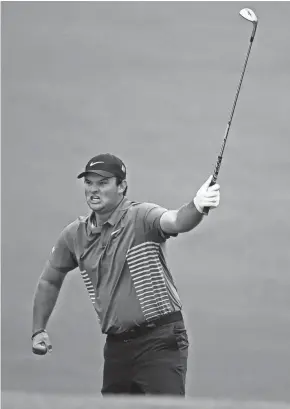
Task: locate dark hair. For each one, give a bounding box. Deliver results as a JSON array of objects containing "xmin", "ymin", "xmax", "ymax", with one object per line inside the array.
[{"xmin": 116, "ymin": 177, "xmax": 128, "ymax": 196}]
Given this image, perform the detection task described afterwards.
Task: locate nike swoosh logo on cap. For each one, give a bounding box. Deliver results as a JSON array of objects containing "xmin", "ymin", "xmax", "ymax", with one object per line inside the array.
[{"xmin": 90, "ymin": 161, "xmax": 105, "ymax": 166}]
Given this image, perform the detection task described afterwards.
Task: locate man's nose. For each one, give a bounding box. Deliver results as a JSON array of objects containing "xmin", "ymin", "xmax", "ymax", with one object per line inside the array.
[{"xmin": 89, "ymin": 184, "xmax": 100, "ymax": 193}]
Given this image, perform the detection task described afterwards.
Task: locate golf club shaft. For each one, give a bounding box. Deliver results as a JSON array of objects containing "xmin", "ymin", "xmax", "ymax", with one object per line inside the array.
[{"xmin": 203, "ymin": 22, "xmax": 257, "ymax": 215}]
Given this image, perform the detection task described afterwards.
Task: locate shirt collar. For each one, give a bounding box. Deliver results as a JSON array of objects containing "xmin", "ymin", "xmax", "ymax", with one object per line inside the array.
[
  {"xmin": 106, "ymin": 197, "xmax": 131, "ymax": 226},
  {"xmin": 88, "ymin": 197, "xmax": 131, "ymax": 233}
]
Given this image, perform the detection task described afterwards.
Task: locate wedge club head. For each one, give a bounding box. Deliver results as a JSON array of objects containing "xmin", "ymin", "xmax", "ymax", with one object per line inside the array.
[{"xmin": 239, "ymin": 8, "xmax": 258, "ymax": 41}]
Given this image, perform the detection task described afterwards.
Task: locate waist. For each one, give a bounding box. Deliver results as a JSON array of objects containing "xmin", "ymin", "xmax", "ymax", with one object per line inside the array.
[{"xmin": 106, "ymin": 310, "xmax": 183, "ymax": 342}]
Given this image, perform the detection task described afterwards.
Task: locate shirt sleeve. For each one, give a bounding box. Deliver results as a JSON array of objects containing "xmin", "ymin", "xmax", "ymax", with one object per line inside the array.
[
  {"xmin": 139, "ymin": 202, "xmax": 178, "ymax": 241},
  {"xmin": 48, "ymin": 226, "xmax": 78, "ymax": 273}
]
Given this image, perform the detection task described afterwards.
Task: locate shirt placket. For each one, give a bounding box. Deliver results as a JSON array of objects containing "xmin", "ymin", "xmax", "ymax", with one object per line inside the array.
[
  {"xmin": 98, "ymin": 224, "xmax": 115, "ymax": 262},
  {"xmin": 100, "ymin": 225, "xmax": 109, "ymax": 250}
]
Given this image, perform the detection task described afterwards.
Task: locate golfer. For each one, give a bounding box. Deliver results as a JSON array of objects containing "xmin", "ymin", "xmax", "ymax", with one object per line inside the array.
[{"xmin": 32, "ymin": 153, "xmax": 220, "ymax": 395}]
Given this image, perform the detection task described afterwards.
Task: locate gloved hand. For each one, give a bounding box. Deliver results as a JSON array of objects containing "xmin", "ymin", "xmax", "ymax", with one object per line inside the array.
[
  {"xmin": 193, "ymin": 175, "xmax": 220, "ymax": 214},
  {"xmin": 32, "ymin": 330, "xmax": 52, "ymax": 355}
]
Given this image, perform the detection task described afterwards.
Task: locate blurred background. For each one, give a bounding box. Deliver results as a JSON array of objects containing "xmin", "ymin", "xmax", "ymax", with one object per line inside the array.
[{"xmin": 1, "ymin": 1, "xmax": 290, "ymax": 405}]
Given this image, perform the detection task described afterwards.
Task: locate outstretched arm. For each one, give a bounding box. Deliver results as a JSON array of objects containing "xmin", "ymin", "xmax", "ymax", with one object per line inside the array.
[{"xmin": 160, "ymin": 175, "xmax": 220, "ymax": 234}]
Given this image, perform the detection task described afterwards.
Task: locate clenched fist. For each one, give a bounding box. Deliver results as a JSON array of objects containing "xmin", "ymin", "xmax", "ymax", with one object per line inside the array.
[
  {"xmin": 32, "ymin": 330, "xmax": 52, "ymax": 355},
  {"xmin": 193, "ymin": 175, "xmax": 220, "ymax": 214}
]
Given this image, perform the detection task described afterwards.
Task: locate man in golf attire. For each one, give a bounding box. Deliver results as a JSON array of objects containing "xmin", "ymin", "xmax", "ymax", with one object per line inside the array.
[{"xmin": 32, "ymin": 153, "xmax": 220, "ymax": 395}]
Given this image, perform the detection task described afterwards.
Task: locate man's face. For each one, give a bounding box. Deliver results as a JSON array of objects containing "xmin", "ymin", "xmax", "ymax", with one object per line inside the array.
[{"xmin": 84, "ymin": 173, "xmax": 124, "ymax": 213}]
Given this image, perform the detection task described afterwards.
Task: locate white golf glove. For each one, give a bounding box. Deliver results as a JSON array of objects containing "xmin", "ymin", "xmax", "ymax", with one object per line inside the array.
[
  {"xmin": 193, "ymin": 175, "xmax": 220, "ymax": 214},
  {"xmin": 32, "ymin": 330, "xmax": 52, "ymax": 355}
]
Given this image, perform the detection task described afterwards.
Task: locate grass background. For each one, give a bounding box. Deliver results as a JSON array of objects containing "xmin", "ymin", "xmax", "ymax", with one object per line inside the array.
[
  {"xmin": 2, "ymin": 391, "xmax": 290, "ymax": 409},
  {"xmin": 1, "ymin": 1, "xmax": 290, "ymax": 406}
]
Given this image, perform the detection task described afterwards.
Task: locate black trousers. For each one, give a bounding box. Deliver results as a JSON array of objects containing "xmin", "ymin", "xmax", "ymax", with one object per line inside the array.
[{"xmin": 101, "ymin": 318, "xmax": 189, "ymax": 396}]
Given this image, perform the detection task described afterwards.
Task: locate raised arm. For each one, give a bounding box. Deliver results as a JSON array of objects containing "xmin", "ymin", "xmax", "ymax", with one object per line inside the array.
[{"xmin": 160, "ymin": 176, "xmax": 220, "ymax": 235}]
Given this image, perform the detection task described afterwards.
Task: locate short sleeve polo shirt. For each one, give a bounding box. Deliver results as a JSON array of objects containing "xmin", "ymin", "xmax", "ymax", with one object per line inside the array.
[{"xmin": 48, "ymin": 197, "xmax": 182, "ymax": 334}]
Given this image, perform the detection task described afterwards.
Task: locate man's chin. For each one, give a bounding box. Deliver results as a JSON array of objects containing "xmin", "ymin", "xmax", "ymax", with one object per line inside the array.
[{"xmin": 88, "ymin": 202, "xmax": 105, "ymax": 212}]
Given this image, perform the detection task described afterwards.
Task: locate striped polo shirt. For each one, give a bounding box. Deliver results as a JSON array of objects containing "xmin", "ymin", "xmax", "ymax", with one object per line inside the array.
[{"xmin": 49, "ymin": 197, "xmax": 182, "ymax": 334}]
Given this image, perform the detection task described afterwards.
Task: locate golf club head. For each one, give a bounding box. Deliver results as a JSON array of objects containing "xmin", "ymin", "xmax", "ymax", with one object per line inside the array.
[
  {"xmin": 239, "ymin": 8, "xmax": 258, "ymax": 41},
  {"xmin": 239, "ymin": 8, "xmax": 258, "ymax": 23}
]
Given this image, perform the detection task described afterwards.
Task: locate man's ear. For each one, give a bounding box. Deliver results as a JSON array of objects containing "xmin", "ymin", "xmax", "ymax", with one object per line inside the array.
[{"xmin": 118, "ymin": 179, "xmax": 127, "ymax": 194}]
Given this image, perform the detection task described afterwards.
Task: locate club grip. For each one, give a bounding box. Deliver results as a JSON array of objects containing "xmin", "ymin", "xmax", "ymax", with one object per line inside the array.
[{"xmin": 203, "ymin": 154, "xmax": 222, "ymax": 215}]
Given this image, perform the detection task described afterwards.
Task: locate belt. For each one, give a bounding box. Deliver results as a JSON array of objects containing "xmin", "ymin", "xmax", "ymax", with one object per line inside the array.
[{"xmin": 107, "ymin": 310, "xmax": 183, "ymax": 342}]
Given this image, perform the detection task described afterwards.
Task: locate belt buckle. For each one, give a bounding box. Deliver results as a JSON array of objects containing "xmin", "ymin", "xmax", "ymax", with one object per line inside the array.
[{"xmin": 122, "ymin": 328, "xmax": 135, "ymax": 342}]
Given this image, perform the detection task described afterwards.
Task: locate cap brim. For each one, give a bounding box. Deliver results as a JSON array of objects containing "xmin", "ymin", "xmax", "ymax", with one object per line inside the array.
[{"xmin": 77, "ymin": 170, "xmax": 115, "ymax": 179}]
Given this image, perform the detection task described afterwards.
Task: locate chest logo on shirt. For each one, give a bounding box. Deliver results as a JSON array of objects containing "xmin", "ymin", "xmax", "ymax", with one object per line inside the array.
[{"xmin": 111, "ymin": 228, "xmax": 122, "ymax": 237}]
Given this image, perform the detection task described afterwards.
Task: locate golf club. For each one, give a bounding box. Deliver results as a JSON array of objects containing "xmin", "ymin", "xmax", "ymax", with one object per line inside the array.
[{"xmin": 203, "ymin": 8, "xmax": 258, "ymax": 215}]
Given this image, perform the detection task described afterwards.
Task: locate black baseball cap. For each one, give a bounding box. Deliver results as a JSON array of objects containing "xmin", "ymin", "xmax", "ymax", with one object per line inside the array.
[{"xmin": 77, "ymin": 153, "xmax": 126, "ymax": 179}]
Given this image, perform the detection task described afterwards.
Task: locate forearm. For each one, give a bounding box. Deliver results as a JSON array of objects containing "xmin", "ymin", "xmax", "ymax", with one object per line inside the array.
[
  {"xmin": 175, "ymin": 200, "xmax": 203, "ymax": 233},
  {"xmin": 32, "ymin": 278, "xmax": 61, "ymax": 333}
]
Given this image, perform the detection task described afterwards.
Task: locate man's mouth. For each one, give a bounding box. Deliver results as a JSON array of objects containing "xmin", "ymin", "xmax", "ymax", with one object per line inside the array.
[{"xmin": 90, "ymin": 195, "xmax": 100, "ymax": 203}]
